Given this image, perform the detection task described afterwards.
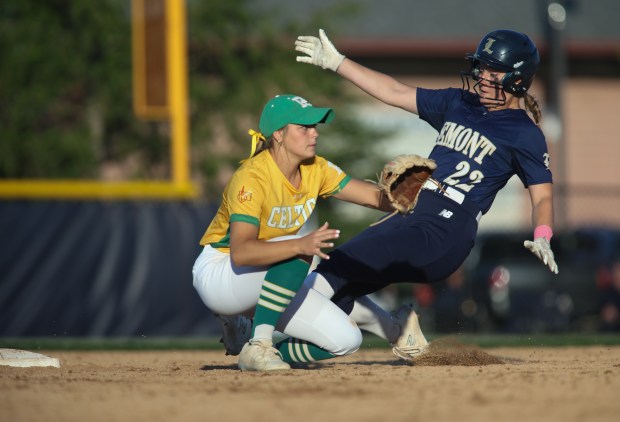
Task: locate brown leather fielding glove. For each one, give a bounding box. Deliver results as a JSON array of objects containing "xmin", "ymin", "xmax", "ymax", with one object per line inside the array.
[{"xmin": 378, "ymin": 155, "xmax": 437, "ymax": 214}]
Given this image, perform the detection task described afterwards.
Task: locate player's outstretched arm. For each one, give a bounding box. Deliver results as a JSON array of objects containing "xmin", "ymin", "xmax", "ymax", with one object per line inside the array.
[
  {"xmin": 295, "ymin": 29, "xmax": 419, "ymax": 114},
  {"xmin": 333, "ymin": 178, "xmax": 392, "ymax": 212}
]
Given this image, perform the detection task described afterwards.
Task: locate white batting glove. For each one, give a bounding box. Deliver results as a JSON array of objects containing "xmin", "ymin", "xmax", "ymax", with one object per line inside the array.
[
  {"xmin": 295, "ymin": 29, "xmax": 345, "ymax": 72},
  {"xmin": 524, "ymin": 238, "xmax": 559, "ymax": 274}
]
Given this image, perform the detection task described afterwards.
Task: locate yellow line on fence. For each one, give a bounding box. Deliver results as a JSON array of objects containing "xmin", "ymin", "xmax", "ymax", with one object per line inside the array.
[{"xmin": 0, "ymin": 181, "xmax": 197, "ymax": 200}]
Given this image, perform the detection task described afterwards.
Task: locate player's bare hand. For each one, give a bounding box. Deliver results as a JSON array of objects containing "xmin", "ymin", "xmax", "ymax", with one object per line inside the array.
[{"xmin": 298, "ymin": 222, "xmax": 340, "ymax": 260}]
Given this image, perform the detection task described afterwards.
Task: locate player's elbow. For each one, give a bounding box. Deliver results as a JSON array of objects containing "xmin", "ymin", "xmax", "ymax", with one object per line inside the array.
[{"xmin": 229, "ymin": 249, "xmax": 249, "ymax": 267}]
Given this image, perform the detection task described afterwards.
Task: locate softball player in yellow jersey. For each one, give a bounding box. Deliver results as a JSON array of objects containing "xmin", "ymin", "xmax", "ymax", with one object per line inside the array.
[{"xmin": 193, "ymin": 94, "xmax": 397, "ymax": 371}]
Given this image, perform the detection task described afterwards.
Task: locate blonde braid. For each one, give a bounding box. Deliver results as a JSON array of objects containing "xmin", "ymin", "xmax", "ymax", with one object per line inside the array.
[{"xmin": 523, "ymin": 93, "xmax": 542, "ymax": 125}]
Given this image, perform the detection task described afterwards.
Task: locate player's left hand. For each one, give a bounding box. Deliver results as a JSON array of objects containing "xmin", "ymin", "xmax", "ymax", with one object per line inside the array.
[
  {"xmin": 295, "ymin": 29, "xmax": 345, "ymax": 72},
  {"xmin": 524, "ymin": 237, "xmax": 559, "ymax": 274}
]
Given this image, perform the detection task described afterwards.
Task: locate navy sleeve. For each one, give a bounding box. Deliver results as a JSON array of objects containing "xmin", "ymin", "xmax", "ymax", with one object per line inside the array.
[
  {"xmin": 512, "ymin": 123, "xmax": 553, "ymax": 187},
  {"xmin": 417, "ymin": 88, "xmax": 464, "ymax": 131}
]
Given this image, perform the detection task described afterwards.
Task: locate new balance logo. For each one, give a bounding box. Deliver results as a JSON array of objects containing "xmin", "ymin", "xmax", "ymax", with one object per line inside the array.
[{"xmin": 438, "ymin": 209, "xmax": 453, "ymax": 219}]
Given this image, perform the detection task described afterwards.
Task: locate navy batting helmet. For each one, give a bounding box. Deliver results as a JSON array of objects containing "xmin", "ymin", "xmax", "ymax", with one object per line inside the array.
[{"xmin": 465, "ymin": 30, "xmax": 540, "ymax": 96}]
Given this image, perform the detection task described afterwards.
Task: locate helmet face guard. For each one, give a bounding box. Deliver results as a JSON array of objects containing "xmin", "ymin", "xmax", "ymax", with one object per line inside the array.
[
  {"xmin": 461, "ymin": 30, "xmax": 540, "ymax": 103},
  {"xmin": 461, "ymin": 62, "xmax": 509, "ymax": 106}
]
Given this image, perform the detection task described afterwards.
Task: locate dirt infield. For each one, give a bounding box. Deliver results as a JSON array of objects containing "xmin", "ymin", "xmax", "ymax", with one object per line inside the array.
[{"xmin": 2, "ymin": 341, "xmax": 620, "ymax": 422}]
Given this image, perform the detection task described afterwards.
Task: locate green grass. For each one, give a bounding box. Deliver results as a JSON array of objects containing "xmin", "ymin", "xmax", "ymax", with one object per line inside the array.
[
  {"xmin": 2, "ymin": 333, "xmax": 620, "ymax": 351},
  {"xmin": 0, "ymin": 337, "xmax": 222, "ymax": 351}
]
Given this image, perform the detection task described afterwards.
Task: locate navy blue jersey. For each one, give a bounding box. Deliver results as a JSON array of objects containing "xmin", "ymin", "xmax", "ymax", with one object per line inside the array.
[{"xmin": 417, "ymin": 88, "xmax": 553, "ymax": 214}]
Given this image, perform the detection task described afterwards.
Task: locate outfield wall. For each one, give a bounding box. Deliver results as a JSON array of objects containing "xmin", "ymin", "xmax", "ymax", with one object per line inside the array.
[{"xmin": 0, "ymin": 200, "xmax": 219, "ymax": 337}]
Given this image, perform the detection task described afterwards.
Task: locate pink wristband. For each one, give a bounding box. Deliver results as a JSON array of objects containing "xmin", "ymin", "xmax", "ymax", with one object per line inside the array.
[{"xmin": 534, "ymin": 225, "xmax": 553, "ymax": 242}]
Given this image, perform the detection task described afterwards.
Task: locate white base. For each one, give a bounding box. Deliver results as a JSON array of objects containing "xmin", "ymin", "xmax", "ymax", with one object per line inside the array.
[{"xmin": 0, "ymin": 348, "xmax": 60, "ymax": 368}]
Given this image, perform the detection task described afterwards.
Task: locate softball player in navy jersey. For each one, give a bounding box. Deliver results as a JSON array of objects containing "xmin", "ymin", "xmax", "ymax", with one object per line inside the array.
[{"xmin": 263, "ymin": 29, "xmax": 559, "ymax": 363}]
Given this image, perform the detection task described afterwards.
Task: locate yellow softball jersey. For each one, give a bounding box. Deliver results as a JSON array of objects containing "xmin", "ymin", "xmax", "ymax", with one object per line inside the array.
[{"xmin": 200, "ymin": 151, "xmax": 351, "ymax": 251}]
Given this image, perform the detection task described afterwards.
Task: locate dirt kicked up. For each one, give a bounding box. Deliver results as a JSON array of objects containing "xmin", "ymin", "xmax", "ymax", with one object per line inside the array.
[{"xmin": 2, "ymin": 341, "xmax": 619, "ymax": 422}]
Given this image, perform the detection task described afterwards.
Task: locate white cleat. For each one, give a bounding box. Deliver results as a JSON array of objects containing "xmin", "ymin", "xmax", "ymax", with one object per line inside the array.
[
  {"xmin": 237, "ymin": 339, "xmax": 291, "ymax": 372},
  {"xmin": 216, "ymin": 314, "xmax": 252, "ymax": 356},
  {"xmin": 391, "ymin": 304, "xmax": 430, "ymax": 361}
]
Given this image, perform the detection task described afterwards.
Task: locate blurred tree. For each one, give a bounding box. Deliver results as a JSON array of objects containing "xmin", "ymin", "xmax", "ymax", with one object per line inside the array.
[
  {"xmin": 0, "ymin": 0, "xmax": 167, "ymax": 179},
  {"xmin": 0, "ymin": 0, "xmax": 393, "ymax": 234}
]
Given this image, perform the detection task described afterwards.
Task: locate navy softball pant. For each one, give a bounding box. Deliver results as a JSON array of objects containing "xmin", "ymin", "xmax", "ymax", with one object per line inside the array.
[{"xmin": 316, "ymin": 189, "xmax": 481, "ymax": 314}]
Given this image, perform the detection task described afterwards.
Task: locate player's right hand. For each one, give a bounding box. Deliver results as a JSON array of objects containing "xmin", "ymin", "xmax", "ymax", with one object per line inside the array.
[
  {"xmin": 298, "ymin": 222, "xmax": 340, "ymax": 260},
  {"xmin": 295, "ymin": 29, "xmax": 345, "ymax": 72}
]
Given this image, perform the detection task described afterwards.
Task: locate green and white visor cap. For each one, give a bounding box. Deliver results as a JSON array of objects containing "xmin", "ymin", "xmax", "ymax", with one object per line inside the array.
[{"xmin": 259, "ymin": 95, "xmax": 335, "ymax": 138}]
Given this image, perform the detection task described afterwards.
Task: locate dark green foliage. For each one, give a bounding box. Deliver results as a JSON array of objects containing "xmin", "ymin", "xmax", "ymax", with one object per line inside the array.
[
  {"xmin": 0, "ymin": 0, "xmax": 392, "ymax": 231},
  {"xmin": 0, "ymin": 0, "xmax": 168, "ymax": 179}
]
